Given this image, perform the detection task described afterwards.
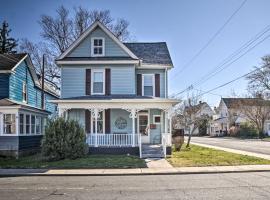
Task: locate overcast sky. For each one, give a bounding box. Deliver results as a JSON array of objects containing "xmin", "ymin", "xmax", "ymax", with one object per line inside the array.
[{"xmin": 1, "ymin": 0, "xmax": 270, "ymax": 107}]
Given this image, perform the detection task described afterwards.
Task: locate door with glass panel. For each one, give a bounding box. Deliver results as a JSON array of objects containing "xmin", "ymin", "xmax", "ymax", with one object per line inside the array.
[{"xmin": 137, "ymin": 113, "xmax": 150, "ymax": 144}]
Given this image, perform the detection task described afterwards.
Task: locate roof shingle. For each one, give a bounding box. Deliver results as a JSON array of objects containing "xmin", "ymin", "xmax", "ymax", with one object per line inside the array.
[{"xmin": 0, "ymin": 53, "xmax": 27, "ymax": 70}]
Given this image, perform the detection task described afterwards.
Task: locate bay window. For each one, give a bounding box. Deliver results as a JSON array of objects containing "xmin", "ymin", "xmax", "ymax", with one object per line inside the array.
[
  {"xmin": 26, "ymin": 114, "xmax": 30, "ymax": 134},
  {"xmin": 36, "ymin": 116, "xmax": 41, "ymax": 135},
  {"xmin": 19, "ymin": 114, "xmax": 24, "ymax": 134},
  {"xmin": 31, "ymin": 115, "xmax": 35, "ymax": 134}
]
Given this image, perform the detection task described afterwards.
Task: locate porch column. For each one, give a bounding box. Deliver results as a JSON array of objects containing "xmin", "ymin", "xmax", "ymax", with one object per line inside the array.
[
  {"xmin": 92, "ymin": 108, "xmax": 99, "ymax": 147},
  {"xmin": 0, "ymin": 112, "xmax": 3, "ymax": 135},
  {"xmin": 130, "ymin": 109, "xmax": 138, "ymax": 147},
  {"xmin": 164, "ymin": 111, "xmax": 168, "ymax": 133},
  {"xmin": 15, "ymin": 112, "xmax": 19, "ymax": 136}
]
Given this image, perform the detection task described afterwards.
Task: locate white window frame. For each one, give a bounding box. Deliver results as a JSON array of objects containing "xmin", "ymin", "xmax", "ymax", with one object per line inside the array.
[
  {"xmin": 142, "ymin": 74, "xmax": 155, "ymax": 97},
  {"xmin": 91, "ymin": 37, "xmax": 105, "ymax": 57},
  {"xmin": 22, "ymin": 81, "xmax": 27, "ymax": 103},
  {"xmin": 2, "ymin": 114, "xmax": 16, "ymax": 135},
  {"xmin": 153, "ymin": 115, "xmax": 161, "ymax": 124},
  {"xmin": 91, "ymin": 110, "xmax": 105, "ymax": 134},
  {"xmin": 19, "ymin": 113, "xmax": 25, "ymax": 135},
  {"xmin": 91, "ymin": 69, "xmax": 105, "ymax": 95}
]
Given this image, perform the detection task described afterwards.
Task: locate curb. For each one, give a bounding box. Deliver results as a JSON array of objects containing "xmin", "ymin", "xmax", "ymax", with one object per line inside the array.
[{"xmin": 1, "ymin": 168, "xmax": 270, "ymax": 177}]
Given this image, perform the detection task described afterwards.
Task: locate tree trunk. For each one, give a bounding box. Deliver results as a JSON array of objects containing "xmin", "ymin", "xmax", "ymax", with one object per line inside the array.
[{"xmin": 186, "ymin": 127, "xmax": 196, "ymax": 148}]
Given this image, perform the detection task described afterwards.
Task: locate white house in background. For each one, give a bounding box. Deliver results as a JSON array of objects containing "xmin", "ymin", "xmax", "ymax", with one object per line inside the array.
[
  {"xmin": 185, "ymin": 101, "xmax": 214, "ymax": 135},
  {"xmin": 210, "ymin": 98, "xmax": 270, "ymax": 136},
  {"xmin": 51, "ymin": 21, "xmax": 179, "ymax": 158}
]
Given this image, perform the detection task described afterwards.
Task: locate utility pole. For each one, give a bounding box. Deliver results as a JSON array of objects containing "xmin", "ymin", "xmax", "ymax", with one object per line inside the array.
[{"xmin": 41, "ymin": 54, "xmax": 45, "ymax": 110}]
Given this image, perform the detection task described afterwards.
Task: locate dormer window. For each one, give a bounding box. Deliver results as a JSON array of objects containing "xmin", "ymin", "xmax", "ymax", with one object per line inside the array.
[{"xmin": 91, "ymin": 37, "xmax": 105, "ymax": 57}]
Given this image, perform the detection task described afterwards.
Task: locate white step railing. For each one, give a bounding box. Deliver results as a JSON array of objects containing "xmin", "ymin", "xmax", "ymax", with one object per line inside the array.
[
  {"xmin": 87, "ymin": 133, "xmax": 138, "ymax": 147},
  {"xmin": 138, "ymin": 133, "xmax": 142, "ymax": 158},
  {"xmin": 162, "ymin": 133, "xmax": 171, "ymax": 158}
]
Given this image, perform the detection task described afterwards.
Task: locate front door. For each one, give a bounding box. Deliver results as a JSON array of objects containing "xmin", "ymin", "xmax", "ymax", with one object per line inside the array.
[{"xmin": 138, "ymin": 114, "xmax": 150, "ymax": 144}]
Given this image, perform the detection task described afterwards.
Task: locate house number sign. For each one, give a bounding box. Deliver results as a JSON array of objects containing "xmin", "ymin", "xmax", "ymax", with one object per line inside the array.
[{"xmin": 115, "ymin": 117, "xmax": 127, "ymax": 129}]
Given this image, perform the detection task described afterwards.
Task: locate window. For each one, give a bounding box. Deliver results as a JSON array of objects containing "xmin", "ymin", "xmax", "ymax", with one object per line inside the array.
[
  {"xmin": 143, "ymin": 74, "xmax": 154, "ymax": 96},
  {"xmin": 25, "ymin": 114, "xmax": 30, "ymax": 134},
  {"xmin": 92, "ymin": 70, "xmax": 105, "ymax": 95},
  {"xmin": 92, "ymin": 111, "xmax": 104, "ymax": 133},
  {"xmin": 36, "ymin": 116, "xmax": 41, "ymax": 135},
  {"xmin": 19, "ymin": 114, "xmax": 24, "ymax": 134},
  {"xmin": 31, "ymin": 115, "xmax": 36, "ymax": 134},
  {"xmin": 153, "ymin": 115, "xmax": 161, "ymax": 124},
  {"xmin": 22, "ymin": 81, "xmax": 27, "ymax": 102},
  {"xmin": 91, "ymin": 38, "xmax": 104, "ymax": 56},
  {"xmin": 3, "ymin": 114, "xmax": 16, "ymax": 134}
]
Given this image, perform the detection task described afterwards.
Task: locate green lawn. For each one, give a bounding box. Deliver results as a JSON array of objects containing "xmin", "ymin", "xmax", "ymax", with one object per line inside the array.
[
  {"xmin": 167, "ymin": 144, "xmax": 270, "ymax": 167},
  {"xmin": 263, "ymin": 137, "xmax": 270, "ymax": 142},
  {"xmin": 0, "ymin": 154, "xmax": 147, "ymax": 169}
]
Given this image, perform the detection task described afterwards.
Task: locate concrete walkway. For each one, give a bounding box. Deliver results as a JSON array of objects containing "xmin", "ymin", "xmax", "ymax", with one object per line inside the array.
[
  {"xmin": 191, "ymin": 141, "xmax": 270, "ymax": 160},
  {"xmin": 1, "ymin": 165, "xmax": 270, "ymax": 176},
  {"xmin": 145, "ymin": 158, "xmax": 174, "ymax": 168}
]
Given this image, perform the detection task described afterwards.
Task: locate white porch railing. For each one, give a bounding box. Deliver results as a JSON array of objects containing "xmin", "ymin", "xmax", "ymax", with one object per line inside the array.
[
  {"xmin": 162, "ymin": 133, "xmax": 171, "ymax": 158},
  {"xmin": 86, "ymin": 133, "xmax": 138, "ymax": 147}
]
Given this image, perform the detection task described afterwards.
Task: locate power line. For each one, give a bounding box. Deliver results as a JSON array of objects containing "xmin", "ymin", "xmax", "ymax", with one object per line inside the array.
[
  {"xmin": 193, "ymin": 64, "xmax": 270, "ymax": 99},
  {"xmin": 176, "ymin": 24, "xmax": 270, "ymax": 96},
  {"xmin": 171, "ymin": 0, "xmax": 248, "ymax": 80}
]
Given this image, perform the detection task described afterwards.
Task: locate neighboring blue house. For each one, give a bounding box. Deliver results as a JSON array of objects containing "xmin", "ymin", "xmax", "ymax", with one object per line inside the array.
[
  {"xmin": 52, "ymin": 21, "xmax": 179, "ymax": 158},
  {"xmin": 0, "ymin": 53, "xmax": 59, "ymax": 157}
]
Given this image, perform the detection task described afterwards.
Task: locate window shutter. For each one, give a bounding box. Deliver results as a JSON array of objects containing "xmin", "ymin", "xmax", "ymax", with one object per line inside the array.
[
  {"xmin": 155, "ymin": 74, "xmax": 160, "ymax": 97},
  {"xmin": 85, "ymin": 110, "xmax": 91, "ymax": 133},
  {"xmin": 137, "ymin": 74, "xmax": 142, "ymax": 96},
  {"xmin": 105, "ymin": 109, "xmax": 110, "ymax": 134},
  {"xmin": 105, "ymin": 68, "xmax": 111, "ymax": 96},
  {"xmin": 85, "ymin": 69, "xmax": 91, "ymax": 95}
]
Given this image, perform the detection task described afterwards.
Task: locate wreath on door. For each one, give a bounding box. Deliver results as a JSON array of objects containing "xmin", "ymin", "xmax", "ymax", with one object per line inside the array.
[{"xmin": 115, "ymin": 117, "xmax": 127, "ymax": 129}]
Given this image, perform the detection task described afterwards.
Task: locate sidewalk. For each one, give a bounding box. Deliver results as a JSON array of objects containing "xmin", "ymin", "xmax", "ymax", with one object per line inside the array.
[
  {"xmin": 191, "ymin": 142, "xmax": 270, "ymax": 160},
  {"xmin": 1, "ymin": 165, "xmax": 270, "ymax": 176}
]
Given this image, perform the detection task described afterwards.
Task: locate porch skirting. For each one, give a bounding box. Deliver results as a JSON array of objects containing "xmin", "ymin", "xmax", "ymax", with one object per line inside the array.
[{"xmin": 89, "ymin": 147, "xmax": 139, "ymax": 155}]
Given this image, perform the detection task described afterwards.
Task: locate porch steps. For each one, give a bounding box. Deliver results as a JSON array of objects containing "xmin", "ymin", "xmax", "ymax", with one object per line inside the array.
[{"xmin": 141, "ymin": 144, "xmax": 164, "ymax": 158}]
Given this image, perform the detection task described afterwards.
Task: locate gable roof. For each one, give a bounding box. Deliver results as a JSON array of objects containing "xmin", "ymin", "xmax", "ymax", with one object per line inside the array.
[
  {"xmin": 124, "ymin": 42, "xmax": 173, "ymax": 67},
  {"xmin": 58, "ymin": 21, "xmax": 138, "ymax": 60},
  {"xmin": 0, "ymin": 53, "xmax": 59, "ymax": 98},
  {"xmin": 0, "ymin": 53, "xmax": 28, "ymax": 71},
  {"xmin": 222, "ymin": 98, "xmax": 270, "ymax": 109}
]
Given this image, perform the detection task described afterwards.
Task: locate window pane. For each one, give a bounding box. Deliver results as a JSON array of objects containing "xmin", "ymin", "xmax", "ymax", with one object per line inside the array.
[
  {"xmin": 31, "ymin": 115, "xmax": 35, "ymax": 134},
  {"xmin": 26, "ymin": 115, "xmax": 30, "ymax": 134},
  {"xmin": 98, "ymin": 47, "xmax": 103, "ymax": 54},
  {"xmin": 94, "ymin": 48, "xmax": 98, "ymax": 54},
  {"xmin": 4, "ymin": 114, "xmax": 16, "ymax": 134},
  {"xmin": 94, "ymin": 72, "xmax": 103, "ymax": 82},
  {"xmin": 155, "ymin": 116, "xmax": 161, "ymax": 123},
  {"xmin": 144, "ymin": 86, "xmax": 153, "ymax": 96},
  {"xmin": 36, "ymin": 117, "xmax": 41, "ymax": 134},
  {"xmin": 144, "ymin": 75, "xmax": 153, "ymax": 86},
  {"xmin": 20, "ymin": 114, "xmax": 24, "ymax": 134},
  {"xmin": 94, "ymin": 39, "xmax": 98, "ymax": 46},
  {"xmin": 93, "ymin": 82, "xmax": 103, "ymax": 93},
  {"xmin": 98, "ymin": 39, "xmax": 102, "ymax": 46}
]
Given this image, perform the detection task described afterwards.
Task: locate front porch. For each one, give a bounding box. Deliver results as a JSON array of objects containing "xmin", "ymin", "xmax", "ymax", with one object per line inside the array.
[{"xmin": 53, "ymin": 97, "xmax": 178, "ymax": 157}]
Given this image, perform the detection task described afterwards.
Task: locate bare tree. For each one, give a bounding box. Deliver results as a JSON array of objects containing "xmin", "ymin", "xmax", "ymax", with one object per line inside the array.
[
  {"xmin": 246, "ymin": 55, "xmax": 270, "ymax": 97},
  {"xmin": 174, "ymin": 94, "xmax": 210, "ymax": 148},
  {"xmin": 19, "ymin": 6, "xmax": 132, "ymax": 89},
  {"xmin": 235, "ymin": 98, "xmax": 270, "ymax": 138}
]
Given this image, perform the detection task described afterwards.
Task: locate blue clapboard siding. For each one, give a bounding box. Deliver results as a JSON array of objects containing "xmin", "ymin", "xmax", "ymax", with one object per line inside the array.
[
  {"xmin": 0, "ymin": 136, "xmax": 18, "ymax": 150},
  {"xmin": 67, "ymin": 27, "xmax": 129, "ymax": 57},
  {"xmin": 8, "ymin": 60, "xmax": 57, "ymax": 115},
  {"xmin": 0, "ymin": 74, "xmax": 9, "ymax": 99},
  {"xmin": 136, "ymin": 69, "xmax": 166, "ymax": 98},
  {"xmin": 18, "ymin": 135, "xmax": 43, "ymax": 150},
  {"xmin": 61, "ymin": 65, "xmax": 135, "ymax": 98}
]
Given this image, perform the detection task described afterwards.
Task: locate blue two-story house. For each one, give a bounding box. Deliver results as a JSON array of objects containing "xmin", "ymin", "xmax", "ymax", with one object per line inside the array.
[
  {"xmin": 52, "ymin": 21, "xmax": 179, "ymax": 158},
  {"xmin": 0, "ymin": 53, "xmax": 59, "ymax": 157}
]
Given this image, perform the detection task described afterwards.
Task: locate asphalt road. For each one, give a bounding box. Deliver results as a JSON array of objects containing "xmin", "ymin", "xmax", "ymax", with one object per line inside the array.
[
  {"xmin": 1, "ymin": 172, "xmax": 270, "ymax": 200},
  {"xmin": 190, "ymin": 137, "xmax": 270, "ymax": 155}
]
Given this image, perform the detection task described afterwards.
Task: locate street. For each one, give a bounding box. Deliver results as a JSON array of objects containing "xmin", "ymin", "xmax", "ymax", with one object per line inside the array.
[
  {"xmin": 190, "ymin": 137, "xmax": 270, "ymax": 155},
  {"xmin": 1, "ymin": 172, "xmax": 270, "ymax": 200}
]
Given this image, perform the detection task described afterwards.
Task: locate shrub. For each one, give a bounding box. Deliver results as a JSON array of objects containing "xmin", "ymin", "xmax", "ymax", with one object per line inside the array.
[
  {"xmin": 235, "ymin": 122, "xmax": 258, "ymax": 138},
  {"xmin": 41, "ymin": 118, "xmax": 88, "ymax": 161}
]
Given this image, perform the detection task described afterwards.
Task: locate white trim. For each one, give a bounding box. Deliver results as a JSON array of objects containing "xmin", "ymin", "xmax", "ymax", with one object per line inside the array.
[
  {"xmin": 153, "ymin": 115, "xmax": 161, "ymax": 124},
  {"xmin": 0, "ymin": 70, "xmax": 14, "ymax": 73},
  {"xmin": 142, "ymin": 74, "xmax": 155, "ymax": 97},
  {"xmin": 56, "ymin": 60, "xmax": 139, "ymax": 65},
  {"xmin": 58, "ymin": 21, "xmax": 138, "ymax": 60},
  {"xmin": 138, "ymin": 64, "xmax": 173, "ymax": 69},
  {"xmin": 90, "ymin": 110, "xmax": 105, "ymax": 134},
  {"xmin": 91, "ymin": 37, "xmax": 105, "ymax": 57},
  {"xmin": 91, "ymin": 69, "xmax": 105, "ymax": 95}
]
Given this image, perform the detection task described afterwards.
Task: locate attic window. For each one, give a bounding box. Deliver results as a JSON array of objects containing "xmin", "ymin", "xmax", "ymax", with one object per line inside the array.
[{"xmin": 91, "ymin": 37, "xmax": 104, "ymax": 57}]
